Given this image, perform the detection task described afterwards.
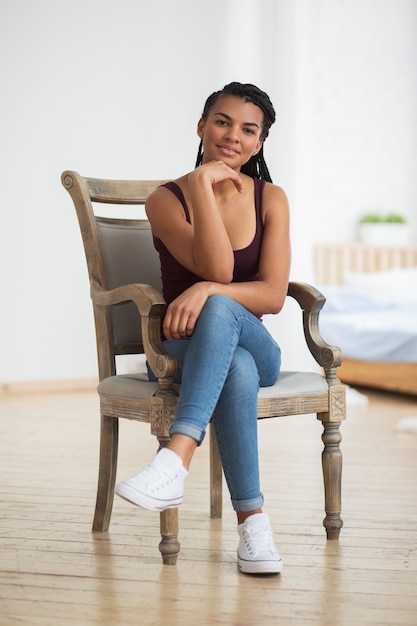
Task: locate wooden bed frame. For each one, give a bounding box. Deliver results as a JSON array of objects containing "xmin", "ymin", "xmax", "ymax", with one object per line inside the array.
[{"xmin": 314, "ymin": 244, "xmax": 417, "ymax": 396}]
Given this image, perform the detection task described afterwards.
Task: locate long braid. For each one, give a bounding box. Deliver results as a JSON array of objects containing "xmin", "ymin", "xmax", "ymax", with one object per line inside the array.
[
  {"xmin": 195, "ymin": 139, "xmax": 203, "ymax": 169},
  {"xmin": 195, "ymin": 82, "xmax": 276, "ymax": 182}
]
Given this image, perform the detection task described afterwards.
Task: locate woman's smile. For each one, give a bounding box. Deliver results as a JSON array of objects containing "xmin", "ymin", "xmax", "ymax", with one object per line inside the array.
[{"xmin": 217, "ymin": 143, "xmax": 240, "ymax": 156}]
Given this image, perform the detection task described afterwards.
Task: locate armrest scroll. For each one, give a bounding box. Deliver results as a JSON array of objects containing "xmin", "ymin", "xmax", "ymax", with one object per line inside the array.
[
  {"xmin": 287, "ymin": 281, "xmax": 343, "ymax": 372},
  {"xmin": 90, "ymin": 280, "xmax": 178, "ymax": 379}
]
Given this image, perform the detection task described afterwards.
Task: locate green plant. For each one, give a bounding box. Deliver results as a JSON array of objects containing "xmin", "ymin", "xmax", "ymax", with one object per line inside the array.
[
  {"xmin": 359, "ymin": 213, "xmax": 407, "ymax": 224},
  {"xmin": 359, "ymin": 213, "xmax": 384, "ymax": 223},
  {"xmin": 385, "ymin": 213, "xmax": 407, "ymax": 223}
]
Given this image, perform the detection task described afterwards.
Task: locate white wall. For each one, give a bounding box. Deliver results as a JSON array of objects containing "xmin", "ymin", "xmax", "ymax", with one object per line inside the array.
[
  {"xmin": 267, "ymin": 0, "xmax": 417, "ymax": 370},
  {"xmin": 1, "ymin": 0, "xmax": 416, "ymax": 385},
  {"xmin": 311, "ymin": 0, "xmax": 417, "ymax": 245}
]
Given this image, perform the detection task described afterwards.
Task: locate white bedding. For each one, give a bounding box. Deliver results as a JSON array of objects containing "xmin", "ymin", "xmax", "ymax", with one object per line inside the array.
[{"xmin": 318, "ymin": 267, "xmax": 417, "ymax": 363}]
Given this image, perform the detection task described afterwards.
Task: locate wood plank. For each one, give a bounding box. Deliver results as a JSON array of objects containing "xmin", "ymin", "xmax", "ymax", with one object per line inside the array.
[{"xmin": 1, "ymin": 388, "xmax": 417, "ymax": 626}]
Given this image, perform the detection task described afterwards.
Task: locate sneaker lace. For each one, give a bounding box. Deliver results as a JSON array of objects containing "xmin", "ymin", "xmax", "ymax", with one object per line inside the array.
[
  {"xmin": 139, "ymin": 463, "xmax": 177, "ymax": 493},
  {"xmin": 244, "ymin": 522, "xmax": 277, "ymax": 556}
]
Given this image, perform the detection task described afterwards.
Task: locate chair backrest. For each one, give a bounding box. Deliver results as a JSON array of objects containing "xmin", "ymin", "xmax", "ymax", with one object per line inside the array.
[
  {"xmin": 62, "ymin": 171, "xmax": 166, "ymax": 377},
  {"xmin": 96, "ymin": 217, "xmax": 163, "ymax": 347}
]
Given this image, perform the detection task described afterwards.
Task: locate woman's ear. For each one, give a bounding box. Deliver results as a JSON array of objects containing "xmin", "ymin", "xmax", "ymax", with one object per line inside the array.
[
  {"xmin": 253, "ymin": 138, "xmax": 264, "ymax": 156},
  {"xmin": 197, "ymin": 117, "xmax": 205, "ymax": 139}
]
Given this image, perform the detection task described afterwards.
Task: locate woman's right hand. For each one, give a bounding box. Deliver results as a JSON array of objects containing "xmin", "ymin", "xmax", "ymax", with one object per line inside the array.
[
  {"xmin": 163, "ymin": 282, "xmax": 214, "ymax": 341},
  {"xmin": 189, "ymin": 160, "xmax": 243, "ymax": 193}
]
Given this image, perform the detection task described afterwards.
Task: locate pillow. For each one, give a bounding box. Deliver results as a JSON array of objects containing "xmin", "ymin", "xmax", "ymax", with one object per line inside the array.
[
  {"xmin": 343, "ymin": 266, "xmax": 417, "ymax": 306},
  {"xmin": 318, "ymin": 285, "xmax": 388, "ymax": 312}
]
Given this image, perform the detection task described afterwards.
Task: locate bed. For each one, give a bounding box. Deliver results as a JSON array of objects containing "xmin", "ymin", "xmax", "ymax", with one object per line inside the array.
[{"xmin": 314, "ymin": 244, "xmax": 417, "ymax": 396}]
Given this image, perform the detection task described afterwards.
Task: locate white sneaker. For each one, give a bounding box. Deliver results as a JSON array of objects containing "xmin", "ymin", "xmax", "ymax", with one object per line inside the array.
[
  {"xmin": 115, "ymin": 448, "xmax": 188, "ymax": 511},
  {"xmin": 237, "ymin": 513, "xmax": 283, "ymax": 574}
]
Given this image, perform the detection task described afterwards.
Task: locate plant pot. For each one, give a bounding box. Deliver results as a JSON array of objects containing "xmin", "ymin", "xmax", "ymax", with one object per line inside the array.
[{"xmin": 358, "ymin": 223, "xmax": 410, "ymax": 245}]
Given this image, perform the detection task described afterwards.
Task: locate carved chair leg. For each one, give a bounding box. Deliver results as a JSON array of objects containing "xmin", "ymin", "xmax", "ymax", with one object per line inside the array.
[
  {"xmin": 321, "ymin": 420, "xmax": 343, "ymax": 539},
  {"xmin": 156, "ymin": 434, "xmax": 180, "ymax": 564},
  {"xmin": 92, "ymin": 414, "xmax": 118, "ymax": 532},
  {"xmin": 209, "ymin": 422, "xmax": 223, "ymax": 519},
  {"xmin": 159, "ymin": 508, "xmax": 180, "ymax": 564}
]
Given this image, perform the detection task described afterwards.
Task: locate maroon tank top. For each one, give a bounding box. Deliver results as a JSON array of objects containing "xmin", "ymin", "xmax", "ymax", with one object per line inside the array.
[{"xmin": 153, "ymin": 178, "xmax": 266, "ymax": 306}]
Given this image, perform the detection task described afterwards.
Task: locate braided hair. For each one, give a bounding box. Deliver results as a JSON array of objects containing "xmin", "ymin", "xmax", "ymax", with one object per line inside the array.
[{"xmin": 195, "ymin": 82, "xmax": 276, "ymax": 182}]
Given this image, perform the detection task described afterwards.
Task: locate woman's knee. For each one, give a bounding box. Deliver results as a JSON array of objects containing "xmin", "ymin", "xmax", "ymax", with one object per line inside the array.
[
  {"xmin": 194, "ymin": 295, "xmax": 240, "ymax": 339},
  {"xmin": 201, "ymin": 294, "xmax": 236, "ymax": 319},
  {"xmin": 226, "ymin": 347, "xmax": 259, "ymax": 394}
]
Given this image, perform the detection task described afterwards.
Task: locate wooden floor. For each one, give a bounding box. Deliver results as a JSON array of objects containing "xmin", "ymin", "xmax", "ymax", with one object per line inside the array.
[{"xmin": 1, "ymin": 387, "xmax": 417, "ymax": 626}]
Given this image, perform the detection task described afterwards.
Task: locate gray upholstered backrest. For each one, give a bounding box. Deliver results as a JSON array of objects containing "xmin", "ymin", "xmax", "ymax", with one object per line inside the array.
[{"xmin": 96, "ymin": 218, "xmax": 162, "ymax": 350}]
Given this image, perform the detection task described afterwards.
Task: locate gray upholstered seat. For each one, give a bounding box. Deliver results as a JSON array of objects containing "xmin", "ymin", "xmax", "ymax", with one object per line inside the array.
[{"xmin": 98, "ymin": 370, "xmax": 328, "ymax": 404}]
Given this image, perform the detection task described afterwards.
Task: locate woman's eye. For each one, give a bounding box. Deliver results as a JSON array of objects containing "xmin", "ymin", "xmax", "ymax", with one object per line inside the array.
[{"xmin": 244, "ymin": 128, "xmax": 255, "ymax": 135}]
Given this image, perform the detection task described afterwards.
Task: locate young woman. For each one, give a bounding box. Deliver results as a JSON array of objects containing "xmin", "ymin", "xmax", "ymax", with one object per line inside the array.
[{"xmin": 116, "ymin": 82, "xmax": 291, "ymax": 575}]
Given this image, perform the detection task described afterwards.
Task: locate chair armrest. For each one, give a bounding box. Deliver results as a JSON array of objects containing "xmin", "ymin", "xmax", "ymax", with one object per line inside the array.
[
  {"xmin": 287, "ymin": 281, "xmax": 343, "ymax": 371},
  {"xmin": 90, "ymin": 280, "xmax": 178, "ymax": 379},
  {"xmin": 287, "ymin": 281, "xmax": 326, "ymax": 311}
]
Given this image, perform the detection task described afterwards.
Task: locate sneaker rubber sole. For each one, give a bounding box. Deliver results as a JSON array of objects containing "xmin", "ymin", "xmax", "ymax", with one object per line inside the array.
[
  {"xmin": 115, "ymin": 482, "xmax": 183, "ymax": 511},
  {"xmin": 238, "ymin": 552, "xmax": 283, "ymax": 575}
]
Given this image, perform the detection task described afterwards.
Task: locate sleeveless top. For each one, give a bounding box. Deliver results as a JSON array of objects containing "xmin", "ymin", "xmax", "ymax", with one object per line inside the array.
[{"xmin": 153, "ymin": 177, "xmax": 266, "ymax": 306}]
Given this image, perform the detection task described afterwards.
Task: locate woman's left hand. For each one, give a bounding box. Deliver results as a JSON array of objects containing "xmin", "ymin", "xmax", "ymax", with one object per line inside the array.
[{"xmin": 163, "ymin": 282, "xmax": 214, "ymax": 341}]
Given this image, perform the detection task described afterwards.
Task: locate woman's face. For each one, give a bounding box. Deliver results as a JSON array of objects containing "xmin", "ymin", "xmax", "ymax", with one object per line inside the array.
[{"xmin": 197, "ymin": 95, "xmax": 264, "ymax": 170}]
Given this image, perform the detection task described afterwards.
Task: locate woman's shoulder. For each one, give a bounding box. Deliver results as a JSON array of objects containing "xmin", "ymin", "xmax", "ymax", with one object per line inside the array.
[
  {"xmin": 147, "ymin": 174, "xmax": 190, "ymax": 201},
  {"xmin": 261, "ymin": 179, "xmax": 288, "ymax": 202},
  {"xmin": 146, "ymin": 174, "xmax": 189, "ymax": 207},
  {"xmin": 145, "ymin": 174, "xmax": 194, "ymax": 231},
  {"xmin": 260, "ymin": 180, "xmax": 289, "ymax": 224}
]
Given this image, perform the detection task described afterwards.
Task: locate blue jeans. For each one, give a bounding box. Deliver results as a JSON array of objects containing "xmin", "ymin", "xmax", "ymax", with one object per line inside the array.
[{"xmin": 148, "ymin": 295, "xmax": 281, "ymax": 512}]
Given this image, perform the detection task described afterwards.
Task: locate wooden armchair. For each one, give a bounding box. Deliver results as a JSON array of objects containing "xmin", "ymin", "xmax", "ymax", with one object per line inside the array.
[{"xmin": 62, "ymin": 170, "xmax": 346, "ymax": 565}]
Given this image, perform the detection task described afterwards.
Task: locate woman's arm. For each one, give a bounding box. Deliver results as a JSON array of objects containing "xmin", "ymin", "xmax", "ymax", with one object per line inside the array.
[
  {"xmin": 161, "ymin": 182, "xmax": 291, "ymax": 340},
  {"xmin": 146, "ymin": 161, "xmax": 244, "ymax": 283}
]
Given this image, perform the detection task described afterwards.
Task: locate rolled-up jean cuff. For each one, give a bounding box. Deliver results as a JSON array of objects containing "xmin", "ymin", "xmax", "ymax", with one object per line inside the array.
[
  {"xmin": 231, "ymin": 493, "xmax": 264, "ymax": 512},
  {"xmin": 169, "ymin": 421, "xmax": 206, "ymax": 446}
]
